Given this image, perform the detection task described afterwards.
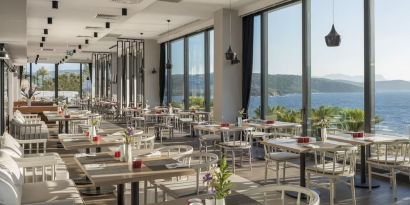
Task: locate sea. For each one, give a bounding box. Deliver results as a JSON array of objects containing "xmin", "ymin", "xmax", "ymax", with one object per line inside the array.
[{"xmin": 248, "ymin": 92, "xmax": 410, "ymax": 136}]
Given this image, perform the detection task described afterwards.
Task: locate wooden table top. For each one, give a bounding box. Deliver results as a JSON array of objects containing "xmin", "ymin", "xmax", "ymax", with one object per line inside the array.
[
  {"xmin": 58, "ymin": 134, "xmax": 123, "ymax": 150},
  {"xmin": 327, "ymin": 134, "xmax": 409, "ymax": 146},
  {"xmin": 261, "ymin": 138, "xmax": 353, "ymax": 153},
  {"xmin": 74, "ymin": 153, "xmax": 195, "ymax": 186},
  {"xmin": 43, "ymin": 111, "xmax": 89, "ymax": 121},
  {"xmin": 243, "ymin": 121, "xmax": 301, "ymax": 129},
  {"xmin": 193, "ymin": 124, "xmax": 249, "ymax": 133}
]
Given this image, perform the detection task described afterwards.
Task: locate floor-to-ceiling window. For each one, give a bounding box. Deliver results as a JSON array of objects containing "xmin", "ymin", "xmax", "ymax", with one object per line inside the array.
[
  {"xmin": 266, "ymin": 3, "xmax": 302, "ymax": 122},
  {"xmin": 29, "ymin": 63, "xmax": 55, "ymax": 101},
  {"xmin": 171, "ymin": 39, "xmax": 184, "ymax": 108},
  {"xmin": 375, "ymin": 0, "xmax": 410, "ymax": 135},
  {"xmin": 310, "ymin": 0, "xmax": 364, "ymax": 136},
  {"xmin": 188, "ymin": 33, "xmax": 206, "ymax": 110},
  {"xmin": 248, "ymin": 15, "xmax": 261, "ymax": 119},
  {"xmin": 58, "ymin": 63, "xmax": 81, "ymax": 102},
  {"xmin": 82, "ymin": 63, "xmax": 91, "ymax": 99},
  {"xmin": 164, "ymin": 29, "xmax": 213, "ymax": 111}
]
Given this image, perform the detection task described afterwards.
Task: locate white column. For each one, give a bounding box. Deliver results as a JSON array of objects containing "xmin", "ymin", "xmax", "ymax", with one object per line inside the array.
[
  {"xmin": 213, "ymin": 8, "xmax": 243, "ymax": 122},
  {"xmin": 144, "ymin": 40, "xmax": 160, "ymax": 106}
]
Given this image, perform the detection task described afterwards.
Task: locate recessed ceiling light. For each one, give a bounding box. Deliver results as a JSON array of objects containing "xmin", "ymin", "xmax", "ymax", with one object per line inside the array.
[
  {"xmin": 52, "ymin": 1, "xmax": 58, "ymax": 9},
  {"xmin": 65, "ymin": 56, "xmax": 67, "ymax": 59},
  {"xmin": 47, "ymin": 17, "xmax": 53, "ymax": 24},
  {"xmin": 44, "ymin": 29, "xmax": 48, "ymax": 35},
  {"xmin": 42, "ymin": 37, "xmax": 46, "ymax": 42},
  {"xmin": 122, "ymin": 8, "xmax": 127, "ymax": 16},
  {"xmin": 73, "ymin": 49, "xmax": 76, "ymax": 53},
  {"xmin": 85, "ymin": 39, "xmax": 89, "ymax": 44},
  {"xmin": 40, "ymin": 43, "xmax": 43, "ymax": 47},
  {"xmin": 106, "ymin": 22, "xmax": 110, "ymax": 29},
  {"xmin": 94, "ymin": 32, "xmax": 98, "ymax": 38},
  {"xmin": 78, "ymin": 45, "xmax": 82, "ymax": 49}
]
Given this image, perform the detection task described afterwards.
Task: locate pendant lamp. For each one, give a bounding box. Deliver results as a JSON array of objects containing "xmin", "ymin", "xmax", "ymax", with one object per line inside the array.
[
  {"xmin": 325, "ymin": 0, "xmax": 341, "ymax": 47},
  {"xmin": 225, "ymin": 0, "xmax": 234, "ymax": 60},
  {"xmin": 165, "ymin": 19, "xmax": 172, "ymax": 69}
]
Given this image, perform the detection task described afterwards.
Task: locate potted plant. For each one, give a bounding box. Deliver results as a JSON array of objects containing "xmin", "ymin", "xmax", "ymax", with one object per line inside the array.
[
  {"xmin": 21, "ymin": 87, "xmax": 38, "ymax": 106},
  {"xmin": 203, "ymin": 158, "xmax": 232, "ymax": 205},
  {"xmin": 237, "ymin": 108, "xmax": 245, "ymax": 127},
  {"xmin": 316, "ymin": 119, "xmax": 330, "ymax": 141},
  {"xmin": 121, "ymin": 127, "xmax": 134, "ymax": 162}
]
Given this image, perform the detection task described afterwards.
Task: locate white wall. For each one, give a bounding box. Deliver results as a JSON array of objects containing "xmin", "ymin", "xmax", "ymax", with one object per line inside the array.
[
  {"xmin": 144, "ymin": 40, "xmax": 160, "ymax": 106},
  {"xmin": 213, "ymin": 8, "xmax": 243, "ymax": 122}
]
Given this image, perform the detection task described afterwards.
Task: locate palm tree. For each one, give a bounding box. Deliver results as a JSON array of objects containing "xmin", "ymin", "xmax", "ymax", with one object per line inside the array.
[{"xmin": 36, "ymin": 67, "xmax": 49, "ymax": 87}]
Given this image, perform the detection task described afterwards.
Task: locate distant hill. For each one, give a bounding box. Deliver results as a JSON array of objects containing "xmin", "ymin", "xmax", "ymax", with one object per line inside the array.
[
  {"xmin": 376, "ymin": 80, "xmax": 410, "ymax": 92},
  {"xmin": 321, "ymin": 74, "xmax": 386, "ymax": 82}
]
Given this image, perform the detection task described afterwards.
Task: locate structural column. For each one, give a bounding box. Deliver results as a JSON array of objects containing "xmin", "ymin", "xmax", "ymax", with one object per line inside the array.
[
  {"xmin": 364, "ymin": 0, "xmax": 375, "ymax": 134},
  {"xmin": 302, "ymin": 0, "xmax": 311, "ymax": 136},
  {"xmin": 213, "ymin": 8, "xmax": 242, "ymax": 122}
]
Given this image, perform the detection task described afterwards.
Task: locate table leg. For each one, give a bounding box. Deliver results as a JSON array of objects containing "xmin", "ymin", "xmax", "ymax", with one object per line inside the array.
[
  {"xmin": 300, "ymin": 153, "xmax": 306, "ymax": 187},
  {"xmin": 355, "ymin": 145, "xmax": 380, "ymax": 188},
  {"xmin": 117, "ymin": 184, "xmax": 125, "ymax": 205},
  {"xmin": 58, "ymin": 121, "xmax": 63, "ymax": 133},
  {"xmin": 65, "ymin": 121, "xmax": 69, "ymax": 133},
  {"xmin": 131, "ymin": 181, "xmax": 139, "ymax": 205}
]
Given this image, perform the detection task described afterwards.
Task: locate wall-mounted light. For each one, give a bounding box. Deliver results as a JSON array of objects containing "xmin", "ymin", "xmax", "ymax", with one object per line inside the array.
[
  {"xmin": 47, "ymin": 17, "xmax": 53, "ymax": 24},
  {"xmin": 122, "ymin": 8, "xmax": 127, "ymax": 16},
  {"xmin": 40, "ymin": 43, "xmax": 44, "ymax": 47},
  {"xmin": 52, "ymin": 0, "xmax": 58, "ymax": 9},
  {"xmin": 85, "ymin": 39, "xmax": 89, "ymax": 44},
  {"xmin": 106, "ymin": 22, "xmax": 110, "ymax": 29},
  {"xmin": 41, "ymin": 37, "xmax": 46, "ymax": 42},
  {"xmin": 78, "ymin": 45, "xmax": 82, "ymax": 49},
  {"xmin": 94, "ymin": 32, "xmax": 98, "ymax": 38},
  {"xmin": 44, "ymin": 29, "xmax": 48, "ymax": 35}
]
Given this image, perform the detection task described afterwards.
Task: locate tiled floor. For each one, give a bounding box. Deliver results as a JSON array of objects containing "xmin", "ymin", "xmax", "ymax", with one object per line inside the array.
[{"xmin": 49, "ymin": 120, "xmax": 410, "ymax": 205}]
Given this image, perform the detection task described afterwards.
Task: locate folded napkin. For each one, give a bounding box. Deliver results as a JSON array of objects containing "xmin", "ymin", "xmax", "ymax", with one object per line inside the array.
[
  {"xmin": 302, "ymin": 144, "xmax": 320, "ymax": 149},
  {"xmin": 165, "ymin": 162, "xmax": 189, "ymax": 169},
  {"xmin": 145, "ymin": 150, "xmax": 161, "ymax": 157},
  {"xmin": 75, "ymin": 153, "xmax": 96, "ymax": 158},
  {"xmin": 84, "ymin": 163, "xmax": 106, "ymax": 170}
]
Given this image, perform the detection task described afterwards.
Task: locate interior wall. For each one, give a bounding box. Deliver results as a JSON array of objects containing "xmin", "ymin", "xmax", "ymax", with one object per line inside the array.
[
  {"xmin": 144, "ymin": 40, "xmax": 160, "ymax": 106},
  {"xmin": 213, "ymin": 8, "xmax": 243, "ymax": 122}
]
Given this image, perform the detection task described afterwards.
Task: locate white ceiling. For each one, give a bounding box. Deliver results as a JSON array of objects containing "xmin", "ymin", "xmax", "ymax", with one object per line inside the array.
[{"xmin": 23, "ymin": 0, "xmax": 258, "ymax": 64}]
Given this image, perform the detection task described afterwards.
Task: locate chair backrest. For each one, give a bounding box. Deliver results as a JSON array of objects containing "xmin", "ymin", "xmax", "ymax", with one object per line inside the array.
[
  {"xmin": 245, "ymin": 184, "xmax": 320, "ymax": 205},
  {"xmin": 178, "ymin": 152, "xmax": 219, "ymax": 170},
  {"xmin": 311, "ymin": 146, "xmax": 358, "ymax": 176},
  {"xmin": 0, "ymin": 151, "xmax": 23, "ymax": 205},
  {"xmin": 262, "ymin": 133, "xmax": 295, "ymax": 157},
  {"xmin": 133, "ymin": 133, "xmax": 156, "ymax": 150},
  {"xmin": 0, "ymin": 132, "xmax": 23, "ymax": 158},
  {"xmin": 370, "ymin": 139, "xmax": 410, "ymax": 166},
  {"xmin": 156, "ymin": 145, "xmax": 194, "ymax": 159},
  {"xmin": 221, "ymin": 127, "xmax": 254, "ymax": 146}
]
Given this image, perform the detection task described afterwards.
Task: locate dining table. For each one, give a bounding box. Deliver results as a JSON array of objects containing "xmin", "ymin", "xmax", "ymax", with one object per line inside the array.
[
  {"xmin": 74, "ymin": 152, "xmax": 195, "ymax": 205},
  {"xmin": 43, "ymin": 111, "xmax": 89, "ymax": 134},
  {"xmin": 242, "ymin": 121, "xmax": 301, "ymax": 135},
  {"xmin": 261, "ymin": 138, "xmax": 352, "ymax": 194},
  {"xmin": 327, "ymin": 133, "xmax": 409, "ymax": 188}
]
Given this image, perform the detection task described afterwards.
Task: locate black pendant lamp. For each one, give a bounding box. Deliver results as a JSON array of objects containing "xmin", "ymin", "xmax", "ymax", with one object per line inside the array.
[
  {"xmin": 231, "ymin": 53, "xmax": 240, "ymax": 65},
  {"xmin": 325, "ymin": 0, "xmax": 341, "ymax": 47},
  {"xmin": 165, "ymin": 19, "xmax": 172, "ymax": 69},
  {"xmin": 225, "ymin": 0, "xmax": 235, "ymax": 61}
]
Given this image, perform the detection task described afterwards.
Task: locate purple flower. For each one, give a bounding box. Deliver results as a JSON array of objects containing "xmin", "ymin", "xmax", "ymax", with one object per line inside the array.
[
  {"xmin": 127, "ymin": 127, "xmax": 134, "ymax": 136},
  {"xmin": 203, "ymin": 173, "xmax": 213, "ymax": 183}
]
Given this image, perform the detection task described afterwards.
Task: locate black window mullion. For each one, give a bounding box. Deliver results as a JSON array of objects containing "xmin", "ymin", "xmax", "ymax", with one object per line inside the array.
[
  {"xmin": 261, "ymin": 12, "xmax": 268, "ymax": 120},
  {"xmin": 204, "ymin": 31, "xmax": 210, "ymax": 112},
  {"xmin": 184, "ymin": 38, "xmax": 189, "ymax": 111}
]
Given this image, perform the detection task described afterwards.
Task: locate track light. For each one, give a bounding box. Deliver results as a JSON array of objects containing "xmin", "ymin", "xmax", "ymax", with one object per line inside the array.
[
  {"xmin": 40, "ymin": 43, "xmax": 43, "ymax": 47},
  {"xmin": 85, "ymin": 39, "xmax": 89, "ymax": 44},
  {"xmin": 42, "ymin": 37, "xmax": 46, "ymax": 42},
  {"xmin": 44, "ymin": 29, "xmax": 48, "ymax": 35},
  {"xmin": 47, "ymin": 17, "xmax": 53, "ymax": 24},
  {"xmin": 78, "ymin": 45, "xmax": 82, "ymax": 49},
  {"xmin": 94, "ymin": 32, "xmax": 98, "ymax": 38},
  {"xmin": 106, "ymin": 22, "xmax": 110, "ymax": 29},
  {"xmin": 52, "ymin": 1, "xmax": 58, "ymax": 9},
  {"xmin": 122, "ymin": 8, "xmax": 127, "ymax": 16}
]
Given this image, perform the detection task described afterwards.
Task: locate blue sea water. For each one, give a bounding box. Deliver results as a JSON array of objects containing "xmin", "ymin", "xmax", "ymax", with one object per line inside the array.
[{"xmin": 248, "ymin": 92, "xmax": 410, "ymax": 136}]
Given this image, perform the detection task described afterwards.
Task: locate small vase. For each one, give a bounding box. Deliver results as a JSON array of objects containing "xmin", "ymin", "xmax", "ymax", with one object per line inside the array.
[
  {"xmin": 205, "ymin": 198, "xmax": 215, "ymax": 205},
  {"xmin": 215, "ymin": 198, "xmax": 225, "ymax": 205},
  {"xmin": 122, "ymin": 144, "xmax": 133, "ymax": 162},
  {"xmin": 237, "ymin": 117, "xmax": 242, "ymax": 127},
  {"xmin": 27, "ymin": 99, "xmax": 32, "ymax": 106},
  {"xmin": 321, "ymin": 128, "xmax": 328, "ymax": 142},
  {"xmin": 90, "ymin": 126, "xmax": 97, "ymax": 138}
]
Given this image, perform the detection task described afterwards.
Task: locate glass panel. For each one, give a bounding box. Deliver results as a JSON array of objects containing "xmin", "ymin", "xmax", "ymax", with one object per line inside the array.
[
  {"xmin": 267, "ymin": 4, "xmax": 302, "ymax": 124},
  {"xmin": 58, "ymin": 63, "xmax": 81, "ymax": 102},
  {"xmin": 82, "ymin": 64, "xmax": 91, "ymax": 99},
  {"xmin": 30, "ymin": 63, "xmax": 55, "ymax": 101},
  {"xmin": 375, "ymin": 0, "xmax": 410, "ymax": 135},
  {"xmin": 171, "ymin": 39, "xmax": 184, "ymax": 108},
  {"xmin": 163, "ymin": 44, "xmax": 168, "ymax": 105},
  {"xmin": 209, "ymin": 30, "xmax": 215, "ymax": 112},
  {"xmin": 311, "ymin": 0, "xmax": 364, "ymax": 136},
  {"xmin": 188, "ymin": 32, "xmax": 205, "ymax": 110},
  {"xmin": 248, "ymin": 15, "xmax": 261, "ymax": 119}
]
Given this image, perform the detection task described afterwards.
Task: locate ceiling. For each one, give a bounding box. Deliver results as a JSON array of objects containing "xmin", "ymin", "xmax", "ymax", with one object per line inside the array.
[{"xmin": 22, "ymin": 0, "xmax": 257, "ymax": 65}]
